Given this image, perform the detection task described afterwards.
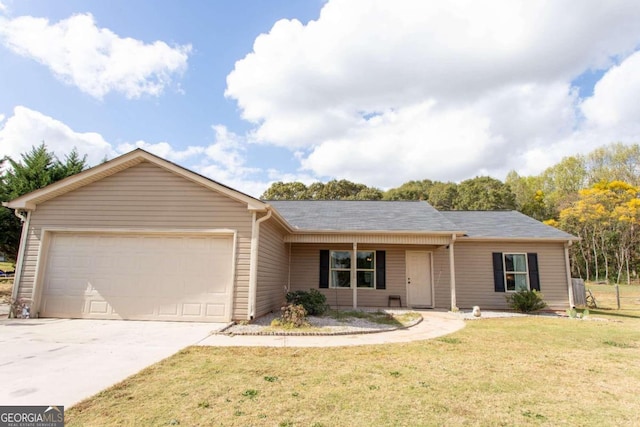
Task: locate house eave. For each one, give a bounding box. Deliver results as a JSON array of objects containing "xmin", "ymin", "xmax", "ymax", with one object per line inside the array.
[{"xmin": 284, "ymin": 230, "xmax": 463, "ymax": 245}]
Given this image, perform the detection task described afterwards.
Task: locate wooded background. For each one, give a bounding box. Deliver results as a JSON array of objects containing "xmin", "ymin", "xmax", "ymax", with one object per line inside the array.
[
  {"xmin": 2, "ymin": 143, "xmax": 638, "ymax": 283},
  {"xmin": 262, "ymin": 143, "xmax": 640, "ymax": 284}
]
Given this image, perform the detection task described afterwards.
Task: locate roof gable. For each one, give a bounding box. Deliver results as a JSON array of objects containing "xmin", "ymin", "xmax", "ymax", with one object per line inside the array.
[{"xmin": 3, "ymin": 149, "xmax": 266, "ymax": 211}]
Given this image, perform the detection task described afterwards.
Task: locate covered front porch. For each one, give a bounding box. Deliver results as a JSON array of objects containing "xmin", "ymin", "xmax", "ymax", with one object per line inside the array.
[{"xmin": 284, "ymin": 232, "xmax": 462, "ymax": 310}]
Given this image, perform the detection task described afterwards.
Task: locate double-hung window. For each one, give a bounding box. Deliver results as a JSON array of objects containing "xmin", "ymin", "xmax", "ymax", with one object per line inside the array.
[
  {"xmin": 356, "ymin": 251, "xmax": 375, "ymax": 288},
  {"xmin": 329, "ymin": 250, "xmax": 376, "ymax": 289},
  {"xmin": 493, "ymin": 252, "xmax": 540, "ymax": 293},
  {"xmin": 330, "ymin": 251, "xmax": 351, "ymax": 288},
  {"xmin": 504, "ymin": 253, "xmax": 529, "ymax": 291}
]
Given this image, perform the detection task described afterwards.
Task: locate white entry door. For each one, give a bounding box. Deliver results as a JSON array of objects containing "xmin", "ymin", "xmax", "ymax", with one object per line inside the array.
[{"xmin": 406, "ymin": 251, "xmax": 433, "ymax": 307}]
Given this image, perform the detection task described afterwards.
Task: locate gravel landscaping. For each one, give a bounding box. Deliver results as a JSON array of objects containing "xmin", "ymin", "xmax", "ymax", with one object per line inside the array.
[{"xmin": 222, "ymin": 309, "xmax": 423, "ymax": 335}]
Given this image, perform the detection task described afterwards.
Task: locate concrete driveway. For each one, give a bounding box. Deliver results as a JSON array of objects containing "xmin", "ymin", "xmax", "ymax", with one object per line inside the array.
[{"xmin": 0, "ymin": 318, "xmax": 224, "ymax": 407}]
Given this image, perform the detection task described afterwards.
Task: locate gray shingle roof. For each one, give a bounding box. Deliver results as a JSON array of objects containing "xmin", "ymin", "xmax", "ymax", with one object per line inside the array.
[
  {"xmin": 268, "ymin": 200, "xmax": 460, "ymax": 232},
  {"xmin": 440, "ymin": 211, "xmax": 577, "ymax": 240},
  {"xmin": 268, "ymin": 201, "xmax": 577, "ymax": 240}
]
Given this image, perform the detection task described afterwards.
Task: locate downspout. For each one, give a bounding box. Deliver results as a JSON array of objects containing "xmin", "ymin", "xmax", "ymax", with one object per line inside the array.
[
  {"xmin": 564, "ymin": 241, "xmax": 575, "ymax": 308},
  {"xmin": 352, "ymin": 242, "xmax": 357, "ymax": 309},
  {"xmin": 286, "ymin": 241, "xmax": 292, "ymax": 293},
  {"xmin": 10, "ymin": 209, "xmax": 31, "ymax": 317},
  {"xmin": 449, "ymin": 234, "xmax": 457, "ymax": 311},
  {"xmin": 248, "ymin": 207, "xmax": 273, "ymax": 320}
]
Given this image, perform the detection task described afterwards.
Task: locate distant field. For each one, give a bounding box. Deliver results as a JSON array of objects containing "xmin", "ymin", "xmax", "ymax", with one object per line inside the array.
[
  {"xmin": 0, "ymin": 261, "xmax": 15, "ymax": 302},
  {"xmin": 587, "ymin": 283, "xmax": 640, "ymax": 316}
]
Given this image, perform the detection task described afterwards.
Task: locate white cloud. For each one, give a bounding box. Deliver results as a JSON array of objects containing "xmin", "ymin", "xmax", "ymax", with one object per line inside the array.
[
  {"xmin": 581, "ymin": 51, "xmax": 640, "ymax": 128},
  {"xmin": 226, "ymin": 0, "xmax": 640, "ymax": 184},
  {"xmin": 0, "ymin": 106, "xmax": 116, "ymax": 165},
  {"xmin": 0, "ymin": 106, "xmax": 274, "ymax": 197},
  {"xmin": 116, "ymin": 141, "xmax": 204, "ymax": 162},
  {"xmin": 0, "ymin": 13, "xmax": 191, "ymax": 99},
  {"xmin": 192, "ymin": 125, "xmax": 268, "ymax": 195}
]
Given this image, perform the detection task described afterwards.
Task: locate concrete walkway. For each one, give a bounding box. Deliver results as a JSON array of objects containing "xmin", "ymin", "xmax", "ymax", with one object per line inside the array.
[{"xmin": 197, "ymin": 311, "xmax": 465, "ymax": 347}]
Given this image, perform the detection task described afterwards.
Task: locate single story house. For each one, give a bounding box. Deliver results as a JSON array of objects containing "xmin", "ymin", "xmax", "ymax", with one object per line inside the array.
[{"xmin": 3, "ymin": 149, "xmax": 578, "ymax": 322}]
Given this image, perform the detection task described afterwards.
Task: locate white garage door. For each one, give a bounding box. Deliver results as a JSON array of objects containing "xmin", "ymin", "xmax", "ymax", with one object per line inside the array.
[{"xmin": 40, "ymin": 233, "xmax": 234, "ymax": 322}]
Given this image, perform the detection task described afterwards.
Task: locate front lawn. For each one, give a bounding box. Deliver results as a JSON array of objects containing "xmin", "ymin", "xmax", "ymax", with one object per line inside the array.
[{"xmin": 67, "ymin": 287, "xmax": 640, "ymax": 427}]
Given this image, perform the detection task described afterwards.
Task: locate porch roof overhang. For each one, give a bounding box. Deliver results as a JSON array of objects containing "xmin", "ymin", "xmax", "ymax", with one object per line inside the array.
[
  {"xmin": 283, "ymin": 230, "xmax": 463, "ymax": 245},
  {"xmin": 455, "ymin": 236, "xmax": 580, "ymax": 243}
]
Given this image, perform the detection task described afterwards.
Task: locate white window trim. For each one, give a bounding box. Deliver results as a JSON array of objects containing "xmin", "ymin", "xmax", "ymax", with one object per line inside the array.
[
  {"xmin": 329, "ymin": 250, "xmax": 351, "ymax": 289},
  {"xmin": 503, "ymin": 252, "xmax": 529, "ymax": 292},
  {"xmin": 329, "ymin": 250, "xmax": 377, "ymax": 289}
]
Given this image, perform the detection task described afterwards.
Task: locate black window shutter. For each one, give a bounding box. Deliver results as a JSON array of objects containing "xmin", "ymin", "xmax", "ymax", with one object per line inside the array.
[
  {"xmin": 319, "ymin": 250, "xmax": 329, "ymax": 288},
  {"xmin": 376, "ymin": 251, "xmax": 386, "ymax": 290},
  {"xmin": 493, "ymin": 252, "xmax": 505, "ymax": 292},
  {"xmin": 527, "ymin": 253, "xmax": 540, "ymax": 291}
]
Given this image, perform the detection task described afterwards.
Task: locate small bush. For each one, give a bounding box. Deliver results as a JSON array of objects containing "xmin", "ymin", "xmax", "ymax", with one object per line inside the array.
[
  {"xmin": 280, "ymin": 304, "xmax": 308, "ymax": 328},
  {"xmin": 506, "ymin": 289, "xmax": 547, "ymax": 313},
  {"xmin": 285, "ymin": 289, "xmax": 328, "ymax": 316}
]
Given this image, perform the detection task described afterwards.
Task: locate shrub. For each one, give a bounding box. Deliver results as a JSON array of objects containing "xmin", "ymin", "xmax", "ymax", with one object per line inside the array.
[
  {"xmin": 280, "ymin": 304, "xmax": 308, "ymax": 328},
  {"xmin": 506, "ymin": 289, "xmax": 547, "ymax": 313},
  {"xmin": 285, "ymin": 289, "xmax": 328, "ymax": 316}
]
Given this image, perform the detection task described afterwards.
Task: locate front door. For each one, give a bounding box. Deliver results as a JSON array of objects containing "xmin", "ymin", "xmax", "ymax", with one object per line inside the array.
[{"xmin": 406, "ymin": 251, "xmax": 433, "ymax": 307}]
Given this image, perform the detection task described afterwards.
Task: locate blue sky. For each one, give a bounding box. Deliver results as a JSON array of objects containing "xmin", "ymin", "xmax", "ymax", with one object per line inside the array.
[{"xmin": 1, "ymin": 1, "xmax": 640, "ymax": 196}]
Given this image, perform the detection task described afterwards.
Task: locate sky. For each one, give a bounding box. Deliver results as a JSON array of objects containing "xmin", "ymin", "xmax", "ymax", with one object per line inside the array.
[{"xmin": 1, "ymin": 0, "xmax": 640, "ymax": 197}]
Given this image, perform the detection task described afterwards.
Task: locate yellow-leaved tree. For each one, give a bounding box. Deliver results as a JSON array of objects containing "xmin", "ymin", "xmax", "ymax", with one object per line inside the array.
[{"xmin": 551, "ymin": 181, "xmax": 639, "ymax": 283}]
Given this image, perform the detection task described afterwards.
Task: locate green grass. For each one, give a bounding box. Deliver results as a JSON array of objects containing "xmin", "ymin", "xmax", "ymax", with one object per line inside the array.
[
  {"xmin": 0, "ymin": 261, "xmax": 14, "ymax": 271},
  {"xmin": 586, "ymin": 283, "xmax": 640, "ymax": 319},
  {"xmin": 66, "ymin": 286, "xmax": 640, "ymax": 426},
  {"xmin": 0, "ymin": 262, "xmax": 14, "ymax": 302}
]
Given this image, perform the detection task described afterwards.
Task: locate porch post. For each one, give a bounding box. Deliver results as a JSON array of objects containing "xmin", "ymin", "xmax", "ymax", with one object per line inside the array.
[
  {"xmin": 352, "ymin": 242, "xmax": 358, "ymax": 309},
  {"xmin": 565, "ymin": 241, "xmax": 575, "ymax": 308},
  {"xmin": 449, "ymin": 234, "xmax": 457, "ymax": 310}
]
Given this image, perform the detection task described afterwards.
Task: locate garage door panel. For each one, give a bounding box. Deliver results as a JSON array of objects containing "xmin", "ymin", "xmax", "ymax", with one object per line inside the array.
[
  {"xmin": 41, "ymin": 233, "xmax": 233, "ymax": 322},
  {"xmin": 206, "ymin": 303, "xmax": 226, "ymax": 317}
]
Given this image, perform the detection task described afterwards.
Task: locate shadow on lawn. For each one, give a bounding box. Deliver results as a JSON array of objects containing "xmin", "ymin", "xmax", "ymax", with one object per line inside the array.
[{"xmin": 588, "ymin": 309, "xmax": 640, "ymax": 320}]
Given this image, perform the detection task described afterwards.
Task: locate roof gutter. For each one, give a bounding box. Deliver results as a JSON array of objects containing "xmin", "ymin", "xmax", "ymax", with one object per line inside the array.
[
  {"xmin": 287, "ymin": 229, "xmax": 466, "ymax": 236},
  {"xmin": 247, "ymin": 206, "xmax": 273, "ymax": 319}
]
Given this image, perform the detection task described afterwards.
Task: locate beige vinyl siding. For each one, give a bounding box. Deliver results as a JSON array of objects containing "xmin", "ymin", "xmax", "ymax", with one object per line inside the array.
[
  {"xmin": 16, "ymin": 161, "xmax": 254, "ymax": 320},
  {"xmin": 289, "ymin": 244, "xmax": 442, "ymax": 308},
  {"xmin": 432, "ymin": 246, "xmax": 452, "ymax": 309},
  {"xmin": 452, "ymin": 241, "xmax": 570, "ymax": 310},
  {"xmin": 255, "ymin": 217, "xmax": 289, "ymax": 318}
]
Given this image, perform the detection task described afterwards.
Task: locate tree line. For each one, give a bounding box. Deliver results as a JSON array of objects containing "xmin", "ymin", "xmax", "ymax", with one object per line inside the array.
[
  {"xmin": 1, "ymin": 142, "xmax": 638, "ymax": 283},
  {"xmin": 263, "ymin": 143, "xmax": 640, "ymax": 283}
]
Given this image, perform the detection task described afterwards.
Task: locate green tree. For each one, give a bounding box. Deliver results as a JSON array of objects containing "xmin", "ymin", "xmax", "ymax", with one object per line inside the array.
[
  {"xmin": 261, "ymin": 179, "xmax": 382, "ymax": 200},
  {"xmin": 505, "ymin": 171, "xmax": 551, "ymax": 221},
  {"xmin": 383, "ymin": 179, "xmax": 433, "ymax": 200},
  {"xmin": 586, "ymin": 143, "xmax": 640, "ymax": 186},
  {"xmin": 540, "ymin": 155, "xmax": 587, "ymax": 215},
  {"xmin": 261, "ymin": 181, "xmax": 309, "ymax": 200},
  {"xmin": 427, "ymin": 182, "xmax": 458, "ymax": 210},
  {"xmin": 1, "ymin": 144, "xmax": 88, "ymax": 261},
  {"xmin": 455, "ymin": 176, "xmax": 516, "ymax": 210}
]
